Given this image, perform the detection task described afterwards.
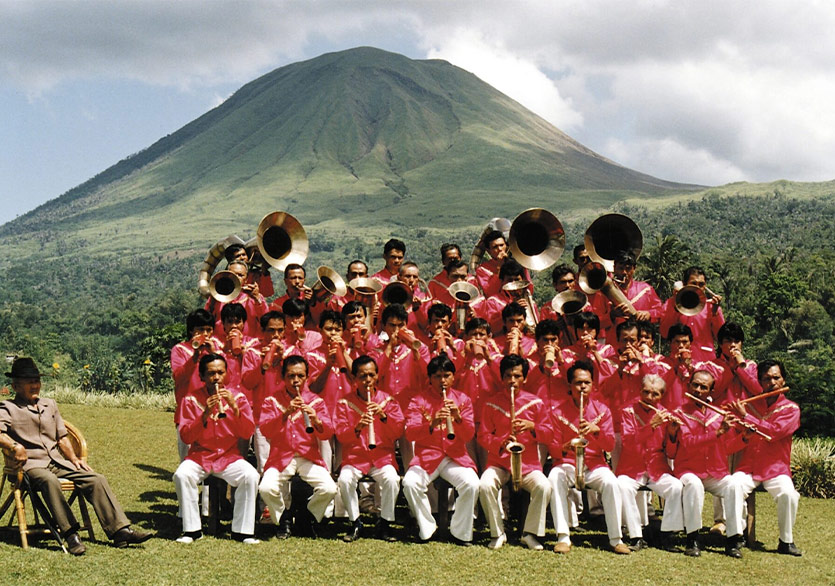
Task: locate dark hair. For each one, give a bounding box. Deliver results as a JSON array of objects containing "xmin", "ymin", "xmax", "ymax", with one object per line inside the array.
[
  {"xmin": 717, "ymin": 322, "xmax": 745, "ymax": 345},
  {"xmin": 499, "ymin": 259, "xmax": 525, "ymax": 281},
  {"xmin": 484, "ymin": 230, "xmax": 505, "ymax": 247},
  {"xmin": 223, "ymin": 243, "xmax": 246, "ymax": 263},
  {"xmin": 427, "ymin": 354, "xmax": 456, "ymax": 377},
  {"xmin": 499, "ymin": 353, "xmax": 529, "ymax": 378},
  {"xmin": 260, "ymin": 310, "xmax": 285, "ymax": 330},
  {"xmin": 638, "ymin": 321, "xmax": 656, "ymax": 342},
  {"xmin": 284, "ymin": 263, "xmax": 306, "ymax": 277},
  {"xmin": 572, "ymin": 244, "xmax": 586, "ymax": 260},
  {"xmin": 351, "ymin": 354, "xmax": 378, "ymax": 376},
  {"xmin": 667, "ymin": 323, "xmax": 693, "ymax": 342},
  {"xmin": 682, "ymin": 266, "xmax": 706, "ymax": 283},
  {"xmin": 551, "ymin": 264, "xmax": 575, "ymax": 285},
  {"xmin": 567, "ymin": 360, "xmax": 594, "ymax": 383},
  {"xmin": 347, "ymin": 260, "xmax": 368, "ymax": 274},
  {"xmin": 318, "ymin": 310, "xmax": 345, "ymax": 329},
  {"xmin": 381, "ymin": 303, "xmax": 409, "ymax": 324},
  {"xmin": 384, "ymin": 239, "xmax": 406, "ymax": 255},
  {"xmin": 440, "ymin": 243, "xmax": 461, "ymax": 261},
  {"xmin": 427, "ymin": 303, "xmax": 452, "ymax": 321},
  {"xmin": 573, "ymin": 311, "xmax": 600, "ymax": 333},
  {"xmin": 341, "ymin": 301, "xmax": 367, "ymax": 317},
  {"xmin": 465, "ymin": 317, "xmax": 490, "ymax": 335},
  {"xmin": 282, "ymin": 355, "xmax": 308, "ymax": 376},
  {"xmin": 220, "ymin": 302, "xmax": 247, "ymax": 324},
  {"xmin": 616, "ymin": 319, "xmax": 639, "ymax": 340},
  {"xmin": 282, "ymin": 297, "xmax": 307, "ymax": 318},
  {"xmin": 445, "ymin": 259, "xmax": 468, "ymax": 275},
  {"xmin": 199, "ymin": 353, "xmax": 226, "ymax": 377},
  {"xmin": 186, "ymin": 309, "xmax": 215, "ymax": 337},
  {"xmin": 502, "ymin": 301, "xmax": 526, "ymax": 321},
  {"xmin": 757, "ymin": 359, "xmax": 787, "ymax": 381},
  {"xmin": 614, "ymin": 251, "xmax": 637, "ymax": 267},
  {"xmin": 534, "ymin": 319, "xmax": 561, "ymax": 340}
]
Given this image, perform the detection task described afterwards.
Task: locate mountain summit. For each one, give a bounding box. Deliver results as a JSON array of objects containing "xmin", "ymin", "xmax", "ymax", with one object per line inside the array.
[{"xmin": 1, "ymin": 47, "xmax": 698, "ymax": 256}]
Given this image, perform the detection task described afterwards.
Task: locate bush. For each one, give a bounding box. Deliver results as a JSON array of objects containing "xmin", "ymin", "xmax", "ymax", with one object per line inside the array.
[{"xmin": 791, "ymin": 437, "xmax": 835, "ymax": 498}]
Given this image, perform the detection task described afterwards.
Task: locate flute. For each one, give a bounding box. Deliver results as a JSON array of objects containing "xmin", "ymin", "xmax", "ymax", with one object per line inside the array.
[
  {"xmin": 207, "ymin": 383, "xmax": 227, "ymax": 419},
  {"xmin": 638, "ymin": 400, "xmax": 683, "ymax": 426},
  {"xmin": 293, "ymin": 381, "xmax": 313, "ymax": 433},
  {"xmin": 685, "ymin": 393, "xmax": 772, "ymax": 440},
  {"xmin": 738, "ymin": 386, "xmax": 789, "ymax": 405},
  {"xmin": 366, "ymin": 385, "xmax": 377, "ymax": 450},
  {"xmin": 441, "ymin": 385, "xmax": 455, "ymax": 440}
]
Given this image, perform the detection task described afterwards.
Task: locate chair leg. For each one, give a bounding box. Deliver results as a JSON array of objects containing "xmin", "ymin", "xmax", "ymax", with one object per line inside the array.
[
  {"xmin": 13, "ymin": 488, "xmax": 29, "ymax": 550},
  {"xmin": 74, "ymin": 491, "xmax": 96, "ymax": 541}
]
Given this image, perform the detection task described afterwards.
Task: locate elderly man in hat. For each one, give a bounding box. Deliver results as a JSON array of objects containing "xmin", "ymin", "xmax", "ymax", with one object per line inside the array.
[{"xmin": 0, "ymin": 357, "xmax": 151, "ymax": 555}]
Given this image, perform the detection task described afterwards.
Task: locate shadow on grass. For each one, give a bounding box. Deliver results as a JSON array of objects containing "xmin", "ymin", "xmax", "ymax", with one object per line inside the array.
[{"xmin": 135, "ymin": 463, "xmax": 174, "ymax": 482}]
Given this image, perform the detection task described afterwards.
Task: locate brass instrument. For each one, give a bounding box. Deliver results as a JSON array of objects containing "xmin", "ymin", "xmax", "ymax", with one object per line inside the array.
[
  {"xmin": 381, "ymin": 280, "xmax": 411, "ymax": 306},
  {"xmin": 507, "ymin": 383, "xmax": 525, "ymax": 491},
  {"xmin": 551, "ymin": 289, "xmax": 588, "ymax": 344},
  {"xmin": 684, "ymin": 392, "xmax": 772, "ymax": 441},
  {"xmin": 208, "ymin": 270, "xmax": 243, "ymax": 303},
  {"xmin": 366, "ymin": 383, "xmax": 377, "ymax": 450},
  {"xmin": 255, "ymin": 211, "xmax": 308, "ymax": 272},
  {"xmin": 578, "ymin": 261, "xmax": 637, "ymax": 317},
  {"xmin": 448, "ymin": 281, "xmax": 480, "ymax": 331},
  {"xmin": 502, "ymin": 280, "xmax": 538, "ymax": 328},
  {"xmin": 347, "ymin": 277, "xmax": 383, "ymax": 331},
  {"xmin": 441, "ymin": 385, "xmax": 455, "ymax": 440},
  {"xmin": 469, "ymin": 217, "xmax": 511, "ymax": 273},
  {"xmin": 738, "ymin": 386, "xmax": 790, "ymax": 405},
  {"xmin": 508, "ymin": 208, "xmax": 565, "ymax": 272},
  {"xmin": 584, "ymin": 213, "xmax": 643, "ymax": 272},
  {"xmin": 570, "ymin": 390, "xmax": 589, "ymax": 489},
  {"xmin": 311, "ymin": 266, "xmax": 347, "ymax": 306},
  {"xmin": 674, "ymin": 284, "xmax": 707, "ymax": 316},
  {"xmin": 198, "ymin": 234, "xmax": 246, "ymax": 298}
]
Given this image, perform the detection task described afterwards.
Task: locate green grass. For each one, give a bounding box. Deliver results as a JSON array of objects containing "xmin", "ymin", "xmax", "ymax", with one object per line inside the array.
[{"xmin": 2, "ymin": 404, "xmax": 833, "ymax": 585}]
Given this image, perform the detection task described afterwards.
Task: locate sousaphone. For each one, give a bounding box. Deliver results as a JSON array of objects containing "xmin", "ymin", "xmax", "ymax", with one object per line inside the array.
[{"xmin": 255, "ymin": 211, "xmax": 308, "ymax": 272}]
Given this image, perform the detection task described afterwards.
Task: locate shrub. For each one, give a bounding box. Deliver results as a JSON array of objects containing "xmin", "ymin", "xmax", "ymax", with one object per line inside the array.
[{"xmin": 791, "ymin": 437, "xmax": 835, "ymax": 498}]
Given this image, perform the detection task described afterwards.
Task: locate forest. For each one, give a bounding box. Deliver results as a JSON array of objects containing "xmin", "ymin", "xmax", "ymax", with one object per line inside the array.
[{"xmin": 1, "ymin": 193, "xmax": 832, "ymax": 436}]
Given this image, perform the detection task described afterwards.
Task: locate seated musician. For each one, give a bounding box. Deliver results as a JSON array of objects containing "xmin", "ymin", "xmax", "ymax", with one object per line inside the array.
[
  {"xmin": 478, "ymin": 354, "xmax": 551, "ymax": 550},
  {"xmin": 205, "ymin": 260, "xmax": 268, "ymax": 339},
  {"xmin": 494, "ymin": 301, "xmax": 537, "ymax": 359},
  {"xmin": 615, "ymin": 374, "xmax": 684, "ymax": 551},
  {"xmin": 724, "ymin": 359, "xmax": 802, "ymax": 556},
  {"xmin": 544, "ymin": 360, "xmax": 630, "ymax": 554},
  {"xmin": 0, "ymin": 358, "xmax": 152, "ymax": 555},
  {"xmin": 667, "ymin": 369, "xmax": 744, "ymax": 557},
  {"xmin": 173, "ymin": 353, "xmax": 260, "ymax": 544},
  {"xmin": 258, "ymin": 355, "xmax": 337, "ymax": 539},
  {"xmin": 335, "ymin": 356, "xmax": 404, "ymax": 542},
  {"xmin": 660, "ymin": 266, "xmax": 724, "ymax": 362},
  {"xmin": 427, "ymin": 243, "xmax": 463, "ymax": 300},
  {"xmin": 401, "ymin": 355, "xmax": 479, "ymax": 546},
  {"xmin": 224, "ymin": 242, "xmax": 274, "ymax": 298},
  {"xmin": 372, "ymin": 238, "xmax": 406, "ymax": 285}
]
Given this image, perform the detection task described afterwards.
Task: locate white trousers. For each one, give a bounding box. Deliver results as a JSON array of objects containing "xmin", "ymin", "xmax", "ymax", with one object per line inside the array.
[
  {"xmin": 258, "ymin": 456, "xmax": 337, "ymax": 523},
  {"xmin": 173, "ymin": 458, "xmax": 259, "ymax": 535},
  {"xmin": 402, "ymin": 457, "xmax": 479, "ymax": 542},
  {"xmin": 338, "ymin": 464, "xmax": 400, "ymax": 522},
  {"xmin": 555, "ymin": 464, "xmax": 624, "ymax": 546},
  {"xmin": 617, "ymin": 473, "xmax": 684, "ymax": 536},
  {"xmin": 730, "ymin": 472, "xmax": 798, "ymax": 543},
  {"xmin": 680, "ymin": 473, "xmax": 743, "ymax": 535},
  {"xmin": 479, "ymin": 466, "xmax": 550, "ymax": 538},
  {"xmin": 252, "ymin": 426, "xmax": 270, "ymax": 474}
]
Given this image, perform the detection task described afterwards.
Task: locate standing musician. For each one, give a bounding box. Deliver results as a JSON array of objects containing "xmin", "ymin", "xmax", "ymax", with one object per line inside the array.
[
  {"xmin": 205, "ymin": 260, "xmax": 268, "ymax": 340},
  {"xmin": 615, "ymin": 374, "xmax": 684, "ymax": 551},
  {"xmin": 539, "ymin": 264, "xmax": 592, "ymax": 336},
  {"xmin": 335, "ymin": 356, "xmax": 404, "ymax": 542},
  {"xmin": 484, "ymin": 259, "xmax": 536, "ymax": 333},
  {"xmin": 173, "ymin": 353, "xmax": 260, "ymax": 544},
  {"xmin": 269, "ymin": 263, "xmax": 312, "ymax": 311},
  {"xmin": 494, "ymin": 302, "xmax": 537, "ymax": 359},
  {"xmin": 564, "ymin": 312, "xmax": 617, "ymax": 385},
  {"xmin": 281, "ymin": 297, "xmax": 324, "ymax": 355},
  {"xmin": 544, "ymin": 360, "xmax": 630, "ymax": 554},
  {"xmin": 666, "ymin": 369, "xmax": 744, "ymax": 557},
  {"xmin": 421, "ymin": 303, "xmax": 462, "ymax": 359},
  {"xmin": 526, "ymin": 319, "xmax": 575, "ymax": 403},
  {"xmin": 431, "ymin": 259, "xmax": 486, "ymax": 331},
  {"xmin": 724, "ymin": 359, "xmax": 802, "ymax": 556},
  {"xmin": 327, "ymin": 260, "xmax": 370, "ymax": 310},
  {"xmin": 258, "ymin": 355, "xmax": 337, "ymax": 539},
  {"xmin": 372, "ymin": 238, "xmax": 406, "ymax": 285},
  {"xmin": 402, "ymin": 355, "xmax": 480, "ymax": 546},
  {"xmin": 428, "ymin": 243, "xmax": 463, "ymax": 300},
  {"xmin": 218, "ymin": 303, "xmax": 260, "ymax": 393},
  {"xmin": 171, "ymin": 309, "xmax": 224, "ymax": 461},
  {"xmin": 478, "ymin": 354, "xmax": 551, "ymax": 550},
  {"xmin": 342, "ymin": 301, "xmax": 381, "ymax": 358},
  {"xmin": 713, "ymin": 322, "xmax": 760, "ymax": 403},
  {"xmin": 660, "ymin": 266, "xmax": 725, "ymax": 362},
  {"xmin": 224, "ymin": 242, "xmax": 275, "ymax": 298},
  {"xmin": 474, "ymin": 230, "xmax": 532, "ymax": 299}
]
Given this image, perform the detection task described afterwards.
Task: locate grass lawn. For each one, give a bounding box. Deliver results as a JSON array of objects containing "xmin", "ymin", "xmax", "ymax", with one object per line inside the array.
[{"xmin": 2, "ymin": 404, "xmax": 833, "ymax": 585}]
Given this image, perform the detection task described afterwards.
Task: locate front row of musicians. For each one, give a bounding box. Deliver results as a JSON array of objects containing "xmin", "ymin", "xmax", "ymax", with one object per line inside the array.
[{"xmin": 172, "ymin": 307, "xmax": 802, "ymax": 556}]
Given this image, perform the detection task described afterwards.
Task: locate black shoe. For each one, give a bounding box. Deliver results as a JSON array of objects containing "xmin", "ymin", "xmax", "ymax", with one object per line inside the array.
[
  {"xmin": 343, "ymin": 520, "xmax": 362, "ymax": 542},
  {"xmin": 66, "ymin": 532, "xmax": 86, "ymax": 556},
  {"xmin": 725, "ymin": 535, "xmax": 743, "ymax": 558},
  {"xmin": 450, "ymin": 536, "xmax": 473, "ymax": 547},
  {"xmin": 375, "ymin": 519, "xmax": 396, "ymax": 543},
  {"xmin": 777, "ymin": 540, "xmax": 802, "ymax": 556},
  {"xmin": 112, "ymin": 526, "xmax": 152, "ymax": 548},
  {"xmin": 629, "ymin": 538, "xmax": 649, "ymax": 552},
  {"xmin": 684, "ymin": 532, "xmax": 701, "ymax": 557},
  {"xmin": 656, "ymin": 531, "xmax": 678, "ymax": 552},
  {"xmin": 276, "ymin": 512, "xmax": 292, "ymax": 540}
]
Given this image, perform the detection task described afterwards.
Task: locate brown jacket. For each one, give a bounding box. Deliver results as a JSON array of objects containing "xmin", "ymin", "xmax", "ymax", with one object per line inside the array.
[{"xmin": 0, "ymin": 397, "xmax": 75, "ymax": 471}]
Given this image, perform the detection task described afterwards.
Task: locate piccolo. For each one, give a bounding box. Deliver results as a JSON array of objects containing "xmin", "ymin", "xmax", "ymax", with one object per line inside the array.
[
  {"xmin": 738, "ymin": 386, "xmax": 790, "ymax": 405},
  {"xmin": 638, "ymin": 400, "xmax": 683, "ymax": 426},
  {"xmin": 684, "ymin": 393, "xmax": 772, "ymax": 440},
  {"xmin": 366, "ymin": 385, "xmax": 377, "ymax": 450},
  {"xmin": 441, "ymin": 386, "xmax": 455, "ymax": 440}
]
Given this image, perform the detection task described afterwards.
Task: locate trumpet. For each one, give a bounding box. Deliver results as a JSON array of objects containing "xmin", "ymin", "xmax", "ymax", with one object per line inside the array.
[
  {"xmin": 507, "ymin": 383, "xmax": 525, "ymax": 492},
  {"xmin": 366, "ymin": 383, "xmax": 377, "ymax": 450},
  {"xmin": 684, "ymin": 392, "xmax": 772, "ymax": 441},
  {"xmin": 441, "ymin": 385, "xmax": 455, "ymax": 440},
  {"xmin": 502, "ymin": 280, "xmax": 538, "ymax": 328},
  {"xmin": 570, "ymin": 390, "xmax": 589, "ymax": 490}
]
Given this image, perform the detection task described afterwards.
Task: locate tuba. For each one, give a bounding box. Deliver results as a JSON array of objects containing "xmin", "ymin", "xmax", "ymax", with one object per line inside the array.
[
  {"xmin": 578, "ymin": 261, "xmax": 637, "ymax": 317},
  {"xmin": 448, "ymin": 281, "xmax": 481, "ymax": 331},
  {"xmin": 507, "ymin": 384, "xmax": 525, "ymax": 492},
  {"xmin": 208, "ymin": 270, "xmax": 243, "ymax": 303},
  {"xmin": 502, "ymin": 280, "xmax": 538, "ymax": 329},
  {"xmin": 469, "ymin": 217, "xmax": 511, "ymax": 273},
  {"xmin": 255, "ymin": 211, "xmax": 308, "ymax": 271},
  {"xmin": 583, "ymin": 213, "xmax": 643, "ymax": 272},
  {"xmin": 508, "ymin": 208, "xmax": 565, "ymax": 272},
  {"xmin": 197, "ymin": 234, "xmax": 246, "ymax": 298},
  {"xmin": 674, "ymin": 284, "xmax": 706, "ymax": 316}
]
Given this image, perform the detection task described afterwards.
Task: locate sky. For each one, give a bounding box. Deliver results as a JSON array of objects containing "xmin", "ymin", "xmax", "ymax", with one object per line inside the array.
[{"xmin": 3, "ymin": 0, "xmax": 835, "ymax": 226}]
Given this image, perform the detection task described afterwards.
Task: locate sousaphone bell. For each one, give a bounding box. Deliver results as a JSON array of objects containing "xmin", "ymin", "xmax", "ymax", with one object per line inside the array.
[
  {"xmin": 584, "ymin": 213, "xmax": 642, "ymax": 272},
  {"xmin": 508, "ymin": 208, "xmax": 565, "ymax": 272},
  {"xmin": 208, "ymin": 270, "xmax": 243, "ymax": 303},
  {"xmin": 255, "ymin": 211, "xmax": 308, "ymax": 272},
  {"xmin": 312, "ymin": 266, "xmax": 347, "ymax": 305},
  {"xmin": 448, "ymin": 281, "xmax": 481, "ymax": 331}
]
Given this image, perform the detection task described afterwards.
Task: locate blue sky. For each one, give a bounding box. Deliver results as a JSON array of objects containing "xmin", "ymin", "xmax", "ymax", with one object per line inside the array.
[{"xmin": 3, "ymin": 0, "xmax": 834, "ymax": 226}]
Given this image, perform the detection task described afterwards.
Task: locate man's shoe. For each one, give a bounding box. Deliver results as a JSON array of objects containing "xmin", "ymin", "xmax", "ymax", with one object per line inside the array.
[
  {"xmin": 777, "ymin": 540, "xmax": 802, "ymax": 556},
  {"xmin": 175, "ymin": 531, "xmax": 203, "ymax": 544},
  {"xmin": 725, "ymin": 535, "xmax": 743, "ymax": 559},
  {"xmin": 375, "ymin": 519, "xmax": 396, "ymax": 543},
  {"xmin": 343, "ymin": 520, "xmax": 362, "ymax": 542},
  {"xmin": 487, "ymin": 532, "xmax": 507, "ymax": 550},
  {"xmin": 232, "ymin": 532, "xmax": 260, "ymax": 545},
  {"xmin": 709, "ymin": 522, "xmax": 726, "ymax": 536},
  {"xmin": 66, "ymin": 532, "xmax": 86, "ymax": 556},
  {"xmin": 629, "ymin": 538, "xmax": 649, "ymax": 552},
  {"xmin": 276, "ymin": 512, "xmax": 292, "ymax": 539},
  {"xmin": 450, "ymin": 536, "xmax": 473, "ymax": 547},
  {"xmin": 553, "ymin": 542, "xmax": 571, "ymax": 554},
  {"xmin": 684, "ymin": 531, "xmax": 702, "ymax": 557},
  {"xmin": 112, "ymin": 526, "xmax": 152, "ymax": 548},
  {"xmin": 611, "ymin": 542, "xmax": 632, "ymax": 555},
  {"xmin": 521, "ymin": 533, "xmax": 544, "ymax": 551}
]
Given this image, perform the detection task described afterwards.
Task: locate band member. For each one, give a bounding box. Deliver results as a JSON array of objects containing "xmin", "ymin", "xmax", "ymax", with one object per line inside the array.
[
  {"xmin": 258, "ymin": 356, "xmax": 337, "ymax": 539},
  {"xmin": 591, "ymin": 251, "xmax": 662, "ymax": 345},
  {"xmin": 539, "ymin": 264, "xmax": 588, "ymax": 325},
  {"xmin": 342, "ymin": 301, "xmax": 381, "ymax": 357},
  {"xmin": 1, "ymin": 358, "xmax": 152, "ymax": 555},
  {"xmin": 171, "ymin": 309, "xmax": 224, "ymax": 461},
  {"xmin": 335, "ymin": 356, "xmax": 404, "ymax": 542},
  {"xmin": 572, "ymin": 244, "xmax": 591, "ymax": 273},
  {"xmin": 485, "ymin": 259, "xmax": 536, "ymax": 332},
  {"xmin": 724, "ymin": 360, "xmax": 802, "ymax": 556},
  {"xmin": 422, "ymin": 303, "xmax": 462, "ymax": 359},
  {"xmin": 544, "ymin": 360, "xmax": 630, "ymax": 554},
  {"xmin": 218, "ymin": 303, "xmax": 260, "ymax": 393},
  {"xmin": 714, "ymin": 322, "xmax": 760, "ymax": 403},
  {"xmin": 372, "ymin": 239, "xmax": 406, "ymax": 285},
  {"xmin": 309, "ymin": 310, "xmax": 353, "ymax": 415},
  {"xmin": 402, "ymin": 355, "xmax": 480, "ymax": 545},
  {"xmin": 478, "ymin": 354, "xmax": 551, "ymax": 550},
  {"xmin": 660, "ymin": 324, "xmax": 722, "ymax": 411},
  {"xmin": 282, "ymin": 297, "xmax": 324, "ymax": 355},
  {"xmin": 616, "ymin": 374, "xmax": 684, "ymax": 551},
  {"xmin": 494, "ymin": 302, "xmax": 536, "ymax": 359},
  {"xmin": 431, "ymin": 259, "xmax": 485, "ymax": 328},
  {"xmin": 565, "ymin": 312, "xmax": 617, "ymax": 384},
  {"xmin": 205, "ymin": 260, "xmax": 268, "ymax": 339},
  {"xmin": 474, "ymin": 230, "xmax": 531, "ymax": 299},
  {"xmin": 224, "ymin": 242, "xmax": 274, "ymax": 298},
  {"xmin": 667, "ymin": 369, "xmax": 744, "ymax": 557},
  {"xmin": 526, "ymin": 319, "xmax": 575, "ymax": 403},
  {"xmin": 428, "ymin": 243, "xmax": 463, "ymax": 299},
  {"xmin": 328, "ymin": 260, "xmax": 370, "ymax": 309},
  {"xmin": 660, "ymin": 266, "xmax": 725, "ymax": 362},
  {"xmin": 173, "ymin": 354, "xmax": 260, "ymax": 544},
  {"xmin": 270, "ymin": 263, "xmax": 312, "ymax": 311}
]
